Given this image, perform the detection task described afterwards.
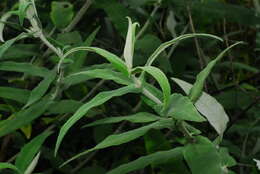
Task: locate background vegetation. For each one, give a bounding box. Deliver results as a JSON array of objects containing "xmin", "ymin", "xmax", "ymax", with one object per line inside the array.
[{"xmin": 0, "ymin": 0, "xmax": 259, "ymax": 173}]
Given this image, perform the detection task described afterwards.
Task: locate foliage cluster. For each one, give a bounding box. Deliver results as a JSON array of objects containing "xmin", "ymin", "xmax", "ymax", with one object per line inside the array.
[{"xmin": 0, "ymin": 0, "xmax": 259, "ymax": 173}]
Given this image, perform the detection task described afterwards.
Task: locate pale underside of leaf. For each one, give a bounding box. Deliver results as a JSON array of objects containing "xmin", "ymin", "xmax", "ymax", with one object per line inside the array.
[
  {"xmin": 172, "ymin": 78, "xmax": 229, "ymax": 136},
  {"xmin": 24, "ymin": 152, "xmax": 41, "ymax": 174},
  {"xmin": 0, "ymin": 11, "xmax": 13, "ymax": 42},
  {"xmin": 123, "ymin": 17, "xmax": 139, "ymax": 70}
]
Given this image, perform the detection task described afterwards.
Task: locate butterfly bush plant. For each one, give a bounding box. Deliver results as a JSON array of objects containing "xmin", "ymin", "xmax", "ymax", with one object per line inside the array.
[{"xmin": 0, "ymin": 0, "xmax": 243, "ymax": 173}]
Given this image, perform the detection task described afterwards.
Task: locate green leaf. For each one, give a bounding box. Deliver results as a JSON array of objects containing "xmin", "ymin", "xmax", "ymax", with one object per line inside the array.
[
  {"xmin": 64, "ymin": 69, "xmax": 133, "ymax": 87},
  {"xmin": 24, "ymin": 152, "xmax": 40, "ymax": 174},
  {"xmin": 62, "ymin": 47, "xmax": 129, "ymax": 76},
  {"xmin": 135, "ymin": 66, "xmax": 171, "ymax": 109},
  {"xmin": 24, "ymin": 70, "xmax": 56, "ymax": 108},
  {"xmin": 62, "ymin": 119, "xmax": 175, "ymax": 166},
  {"xmin": 69, "ymin": 27, "xmax": 100, "ymax": 72},
  {"xmin": 55, "ymin": 85, "xmax": 141, "ymax": 155},
  {"xmin": 146, "ymin": 33, "xmax": 223, "ymax": 66},
  {"xmin": 183, "ymin": 136, "xmax": 224, "ymax": 174},
  {"xmin": 82, "ymin": 112, "xmax": 160, "ymax": 128},
  {"xmin": 0, "ymin": 99, "xmax": 52, "ymax": 138},
  {"xmin": 15, "ymin": 130, "xmax": 52, "ymax": 172},
  {"xmin": 172, "ymin": 78, "xmax": 229, "ymax": 136},
  {"xmin": 0, "ymin": 87, "xmax": 30, "ymax": 103},
  {"xmin": 2, "ymin": 44, "xmax": 39, "ymax": 60},
  {"xmin": 123, "ymin": 17, "xmax": 139, "ymax": 70},
  {"xmin": 50, "ymin": 1, "xmax": 74, "ymax": 29},
  {"xmin": 0, "ymin": 61, "xmax": 50, "ymax": 77},
  {"xmin": 0, "ymin": 33, "xmax": 28, "ymax": 58},
  {"xmin": 189, "ymin": 42, "xmax": 243, "ymax": 103},
  {"xmin": 165, "ymin": 94, "xmax": 206, "ymax": 122},
  {"xmin": 18, "ymin": 0, "xmax": 31, "ymax": 26},
  {"xmin": 0, "ymin": 11, "xmax": 14, "ymax": 42},
  {"xmin": 46, "ymin": 100, "xmax": 83, "ymax": 115},
  {"xmin": 219, "ymin": 148, "xmax": 236, "ymax": 167},
  {"xmin": 0, "ymin": 162, "xmax": 21, "ymax": 174},
  {"xmin": 107, "ymin": 147, "xmax": 183, "ymax": 174}
]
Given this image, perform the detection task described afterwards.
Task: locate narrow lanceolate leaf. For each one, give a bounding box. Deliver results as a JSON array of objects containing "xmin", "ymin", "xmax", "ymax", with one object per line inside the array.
[
  {"xmin": 0, "ymin": 33, "xmax": 28, "ymax": 58},
  {"xmin": 55, "ymin": 85, "xmax": 141, "ymax": 155},
  {"xmin": 46, "ymin": 100, "xmax": 83, "ymax": 115},
  {"xmin": 62, "ymin": 47, "xmax": 129, "ymax": 76},
  {"xmin": 0, "ymin": 11, "xmax": 14, "ymax": 42},
  {"xmin": 64, "ymin": 69, "xmax": 133, "ymax": 87},
  {"xmin": 24, "ymin": 71, "xmax": 56, "ymax": 108},
  {"xmin": 15, "ymin": 131, "xmax": 52, "ymax": 173},
  {"xmin": 62, "ymin": 119, "xmax": 175, "ymax": 166},
  {"xmin": 82, "ymin": 112, "xmax": 160, "ymax": 128},
  {"xmin": 135, "ymin": 66, "xmax": 171, "ymax": 109},
  {"xmin": 172, "ymin": 78, "xmax": 229, "ymax": 136},
  {"xmin": 107, "ymin": 147, "xmax": 183, "ymax": 174},
  {"xmin": 165, "ymin": 94, "xmax": 206, "ymax": 122},
  {"xmin": 0, "ymin": 99, "xmax": 52, "ymax": 138},
  {"xmin": 0, "ymin": 61, "xmax": 49, "ymax": 77},
  {"xmin": 189, "ymin": 42, "xmax": 243, "ymax": 103},
  {"xmin": 24, "ymin": 152, "xmax": 40, "ymax": 174},
  {"xmin": 146, "ymin": 33, "xmax": 223, "ymax": 66},
  {"xmin": 0, "ymin": 87, "xmax": 30, "ymax": 104},
  {"xmin": 0, "ymin": 163, "xmax": 21, "ymax": 174},
  {"xmin": 70, "ymin": 26, "xmax": 100, "ymax": 72},
  {"xmin": 18, "ymin": 0, "xmax": 31, "ymax": 26},
  {"xmin": 123, "ymin": 17, "xmax": 139, "ymax": 70}
]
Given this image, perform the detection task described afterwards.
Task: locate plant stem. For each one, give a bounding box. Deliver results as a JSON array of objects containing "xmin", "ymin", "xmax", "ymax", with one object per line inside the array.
[
  {"xmin": 38, "ymin": 32, "xmax": 63, "ymax": 58},
  {"xmin": 136, "ymin": 0, "xmax": 161, "ymax": 40},
  {"xmin": 63, "ymin": 0, "xmax": 92, "ymax": 33}
]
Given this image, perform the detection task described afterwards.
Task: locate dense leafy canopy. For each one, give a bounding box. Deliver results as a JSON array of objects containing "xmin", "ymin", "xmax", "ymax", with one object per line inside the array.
[{"xmin": 0, "ymin": 0, "xmax": 259, "ymax": 173}]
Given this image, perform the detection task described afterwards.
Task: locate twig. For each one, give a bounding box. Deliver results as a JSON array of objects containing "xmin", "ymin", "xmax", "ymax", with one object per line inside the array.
[
  {"xmin": 63, "ymin": 0, "xmax": 92, "ymax": 33},
  {"xmin": 136, "ymin": 0, "xmax": 161, "ymax": 40},
  {"xmin": 187, "ymin": 6, "xmax": 204, "ymax": 69},
  {"xmin": 80, "ymin": 79, "xmax": 106, "ymax": 102},
  {"xmin": 166, "ymin": 24, "xmax": 189, "ymax": 59},
  {"xmin": 187, "ymin": 6, "xmax": 210, "ymax": 92},
  {"xmin": 226, "ymin": 96, "xmax": 260, "ymax": 132}
]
